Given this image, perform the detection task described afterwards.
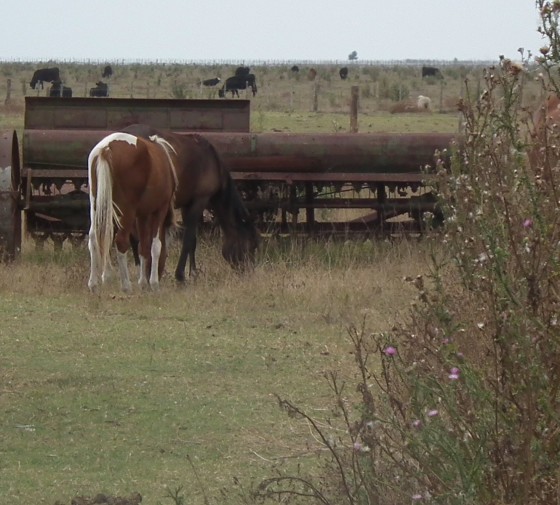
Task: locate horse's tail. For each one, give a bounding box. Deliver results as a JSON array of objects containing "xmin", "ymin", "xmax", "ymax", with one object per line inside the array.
[{"xmin": 88, "ymin": 143, "xmax": 119, "ymax": 274}]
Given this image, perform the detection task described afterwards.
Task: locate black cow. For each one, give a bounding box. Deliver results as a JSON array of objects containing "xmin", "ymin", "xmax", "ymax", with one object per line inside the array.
[
  {"xmin": 339, "ymin": 67, "xmax": 349, "ymax": 80},
  {"xmin": 89, "ymin": 81, "xmax": 109, "ymax": 97},
  {"xmin": 218, "ymin": 74, "xmax": 257, "ymax": 98},
  {"xmin": 30, "ymin": 67, "xmax": 60, "ymax": 89},
  {"xmin": 102, "ymin": 65, "xmax": 113, "ymax": 78},
  {"xmin": 290, "ymin": 65, "xmax": 300, "ymax": 73},
  {"xmin": 49, "ymin": 81, "xmax": 72, "ymax": 98},
  {"xmin": 202, "ymin": 77, "xmax": 221, "ymax": 86},
  {"xmin": 422, "ymin": 66, "xmax": 442, "ymax": 79},
  {"xmin": 235, "ymin": 66, "xmax": 250, "ymax": 77}
]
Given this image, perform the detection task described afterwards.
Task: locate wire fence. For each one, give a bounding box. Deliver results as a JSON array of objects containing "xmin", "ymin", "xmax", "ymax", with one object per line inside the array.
[{"xmin": 0, "ymin": 57, "xmax": 497, "ymax": 68}]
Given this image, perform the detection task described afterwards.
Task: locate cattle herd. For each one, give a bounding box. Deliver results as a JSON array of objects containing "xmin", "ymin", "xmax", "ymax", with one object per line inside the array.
[
  {"xmin": 29, "ymin": 64, "xmax": 113, "ymax": 98},
  {"xmin": 28, "ymin": 63, "xmax": 443, "ymax": 100}
]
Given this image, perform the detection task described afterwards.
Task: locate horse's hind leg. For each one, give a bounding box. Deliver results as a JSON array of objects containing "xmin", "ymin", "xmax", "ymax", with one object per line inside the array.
[
  {"xmin": 175, "ymin": 204, "xmax": 204, "ymax": 282},
  {"xmin": 136, "ymin": 218, "xmax": 162, "ymax": 291},
  {"xmin": 149, "ymin": 234, "xmax": 162, "ymax": 289}
]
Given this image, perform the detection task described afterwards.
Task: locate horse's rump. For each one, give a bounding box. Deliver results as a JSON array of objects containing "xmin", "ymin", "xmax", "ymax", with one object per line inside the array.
[{"xmin": 87, "ymin": 132, "xmax": 178, "ymax": 292}]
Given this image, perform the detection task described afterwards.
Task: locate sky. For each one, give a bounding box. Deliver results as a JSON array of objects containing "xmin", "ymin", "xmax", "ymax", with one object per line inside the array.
[{"xmin": 3, "ymin": 0, "xmax": 545, "ymax": 63}]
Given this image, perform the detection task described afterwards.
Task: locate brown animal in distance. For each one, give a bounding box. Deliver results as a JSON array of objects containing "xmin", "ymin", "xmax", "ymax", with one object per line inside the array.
[{"xmin": 530, "ymin": 94, "xmax": 560, "ymax": 183}]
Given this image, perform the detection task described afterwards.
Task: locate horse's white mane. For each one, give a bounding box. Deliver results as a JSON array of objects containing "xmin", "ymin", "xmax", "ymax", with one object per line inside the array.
[{"xmin": 149, "ymin": 135, "xmax": 179, "ymax": 188}]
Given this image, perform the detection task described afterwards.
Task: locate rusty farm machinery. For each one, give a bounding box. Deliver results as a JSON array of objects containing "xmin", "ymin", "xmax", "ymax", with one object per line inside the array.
[{"xmin": 0, "ymin": 96, "xmax": 455, "ymax": 258}]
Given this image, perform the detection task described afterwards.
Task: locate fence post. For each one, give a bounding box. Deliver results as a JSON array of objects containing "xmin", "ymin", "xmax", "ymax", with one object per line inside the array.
[
  {"xmin": 312, "ymin": 81, "xmax": 320, "ymax": 112},
  {"xmin": 350, "ymin": 86, "xmax": 359, "ymax": 133}
]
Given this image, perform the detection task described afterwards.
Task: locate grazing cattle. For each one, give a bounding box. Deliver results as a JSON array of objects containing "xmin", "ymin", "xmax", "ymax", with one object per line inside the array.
[
  {"xmin": 422, "ymin": 65, "xmax": 442, "ymax": 79},
  {"xmin": 49, "ymin": 81, "xmax": 72, "ymax": 98},
  {"xmin": 339, "ymin": 67, "xmax": 349, "ymax": 80},
  {"xmin": 308, "ymin": 68, "xmax": 317, "ymax": 81},
  {"xmin": 87, "ymin": 132, "xmax": 178, "ymax": 292},
  {"xmin": 123, "ymin": 124, "xmax": 259, "ymax": 282},
  {"xmin": 30, "ymin": 67, "xmax": 60, "ymax": 89},
  {"xmin": 235, "ymin": 66, "xmax": 250, "ymax": 77},
  {"xmin": 102, "ymin": 65, "xmax": 113, "ymax": 78},
  {"xmin": 218, "ymin": 74, "xmax": 257, "ymax": 98},
  {"xmin": 202, "ymin": 77, "xmax": 221, "ymax": 87},
  {"xmin": 290, "ymin": 65, "xmax": 300, "ymax": 73},
  {"xmin": 89, "ymin": 81, "xmax": 109, "ymax": 97},
  {"xmin": 417, "ymin": 95, "xmax": 432, "ymax": 111}
]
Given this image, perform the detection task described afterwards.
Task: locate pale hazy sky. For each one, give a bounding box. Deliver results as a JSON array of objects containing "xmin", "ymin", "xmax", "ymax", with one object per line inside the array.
[{"xmin": 3, "ymin": 0, "xmax": 544, "ymax": 63}]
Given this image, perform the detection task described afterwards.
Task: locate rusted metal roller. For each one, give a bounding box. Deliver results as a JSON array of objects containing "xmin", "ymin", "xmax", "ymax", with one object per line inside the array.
[
  {"xmin": 23, "ymin": 130, "xmax": 455, "ymax": 176},
  {"xmin": 0, "ymin": 130, "xmax": 22, "ymax": 260}
]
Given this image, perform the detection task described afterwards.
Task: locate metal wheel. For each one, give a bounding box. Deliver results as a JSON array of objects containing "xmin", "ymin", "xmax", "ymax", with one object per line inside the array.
[{"xmin": 0, "ymin": 130, "xmax": 22, "ymax": 260}]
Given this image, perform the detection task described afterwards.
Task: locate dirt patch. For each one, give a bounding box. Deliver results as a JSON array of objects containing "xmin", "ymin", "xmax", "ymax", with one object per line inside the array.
[{"xmin": 54, "ymin": 492, "xmax": 142, "ymax": 505}]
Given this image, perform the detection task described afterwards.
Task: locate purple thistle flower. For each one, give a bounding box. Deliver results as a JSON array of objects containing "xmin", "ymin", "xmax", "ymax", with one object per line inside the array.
[
  {"xmin": 383, "ymin": 346, "xmax": 397, "ymax": 357},
  {"xmin": 412, "ymin": 419, "xmax": 422, "ymax": 429},
  {"xmin": 412, "ymin": 494, "xmax": 423, "ymax": 501},
  {"xmin": 427, "ymin": 409, "xmax": 439, "ymax": 418},
  {"xmin": 523, "ymin": 218, "xmax": 533, "ymax": 229}
]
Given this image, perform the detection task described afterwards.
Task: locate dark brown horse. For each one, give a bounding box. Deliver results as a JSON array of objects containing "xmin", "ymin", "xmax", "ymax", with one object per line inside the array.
[
  {"xmin": 123, "ymin": 124, "xmax": 259, "ymax": 282},
  {"xmin": 87, "ymin": 132, "xmax": 177, "ymax": 292}
]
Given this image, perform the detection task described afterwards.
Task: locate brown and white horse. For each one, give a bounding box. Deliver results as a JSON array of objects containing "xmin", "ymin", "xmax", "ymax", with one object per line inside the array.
[
  {"xmin": 87, "ymin": 132, "xmax": 177, "ymax": 292},
  {"xmin": 123, "ymin": 124, "xmax": 260, "ymax": 282}
]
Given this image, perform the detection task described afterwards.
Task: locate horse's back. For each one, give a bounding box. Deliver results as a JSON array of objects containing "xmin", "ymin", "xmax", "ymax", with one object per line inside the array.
[
  {"xmin": 95, "ymin": 131, "xmax": 176, "ymax": 213},
  {"xmin": 123, "ymin": 124, "xmax": 224, "ymax": 203}
]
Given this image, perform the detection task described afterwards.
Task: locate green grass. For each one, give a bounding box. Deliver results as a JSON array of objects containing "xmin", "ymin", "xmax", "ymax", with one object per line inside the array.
[{"xmin": 0, "ymin": 237, "xmax": 430, "ymax": 504}]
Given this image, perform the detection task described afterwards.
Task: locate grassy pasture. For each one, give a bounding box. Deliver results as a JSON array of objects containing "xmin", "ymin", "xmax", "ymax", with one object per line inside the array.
[
  {"xmin": 0, "ymin": 237, "xmax": 431, "ymax": 505},
  {"xmin": 0, "ymin": 59, "xmax": 537, "ymax": 504}
]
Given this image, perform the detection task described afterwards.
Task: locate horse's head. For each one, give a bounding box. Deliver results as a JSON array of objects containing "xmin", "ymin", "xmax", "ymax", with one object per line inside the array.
[{"xmin": 221, "ymin": 219, "xmax": 260, "ymax": 270}]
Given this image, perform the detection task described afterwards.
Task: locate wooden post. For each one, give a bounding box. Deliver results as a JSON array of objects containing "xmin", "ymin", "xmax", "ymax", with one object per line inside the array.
[
  {"xmin": 350, "ymin": 86, "xmax": 359, "ymax": 133},
  {"xmin": 4, "ymin": 79, "xmax": 11, "ymax": 105},
  {"xmin": 312, "ymin": 81, "xmax": 319, "ymax": 112}
]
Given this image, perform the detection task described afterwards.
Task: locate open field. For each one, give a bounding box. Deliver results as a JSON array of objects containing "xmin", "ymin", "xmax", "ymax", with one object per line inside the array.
[
  {"xmin": 0, "ymin": 236, "xmax": 436, "ymax": 505},
  {"xmin": 0, "ymin": 59, "xmax": 531, "ymax": 504},
  {"xmin": 0, "ymin": 59, "xmax": 545, "ymax": 137}
]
